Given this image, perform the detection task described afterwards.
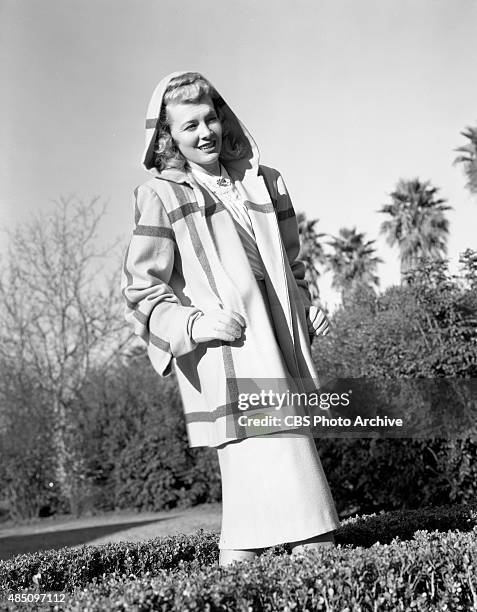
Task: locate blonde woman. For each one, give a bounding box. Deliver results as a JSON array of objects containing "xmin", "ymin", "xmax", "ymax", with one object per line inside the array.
[{"xmin": 121, "ymin": 71, "xmax": 340, "ymax": 567}]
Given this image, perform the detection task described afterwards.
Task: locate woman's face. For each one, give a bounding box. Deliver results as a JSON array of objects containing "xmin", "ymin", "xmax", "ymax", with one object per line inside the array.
[{"xmin": 166, "ymin": 95, "xmax": 223, "ymax": 173}]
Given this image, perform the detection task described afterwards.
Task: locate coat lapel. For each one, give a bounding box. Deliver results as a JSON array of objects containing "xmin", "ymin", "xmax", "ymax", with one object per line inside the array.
[{"xmin": 232, "ymin": 171, "xmax": 294, "ymax": 339}]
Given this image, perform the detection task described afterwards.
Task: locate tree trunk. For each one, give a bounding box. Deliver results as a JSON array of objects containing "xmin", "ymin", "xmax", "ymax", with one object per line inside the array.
[{"xmin": 51, "ymin": 395, "xmax": 89, "ymax": 516}]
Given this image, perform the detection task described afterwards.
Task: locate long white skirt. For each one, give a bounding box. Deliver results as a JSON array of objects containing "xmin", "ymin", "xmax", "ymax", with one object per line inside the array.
[{"xmin": 216, "ymin": 429, "xmax": 340, "ymax": 550}]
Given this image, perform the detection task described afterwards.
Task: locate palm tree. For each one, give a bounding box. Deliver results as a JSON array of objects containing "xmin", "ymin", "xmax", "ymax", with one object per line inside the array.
[
  {"xmin": 453, "ymin": 124, "xmax": 477, "ymax": 196},
  {"xmin": 379, "ymin": 178, "xmax": 451, "ymax": 282},
  {"xmin": 326, "ymin": 227, "xmax": 382, "ymax": 301},
  {"xmin": 296, "ymin": 212, "xmax": 327, "ymax": 304}
]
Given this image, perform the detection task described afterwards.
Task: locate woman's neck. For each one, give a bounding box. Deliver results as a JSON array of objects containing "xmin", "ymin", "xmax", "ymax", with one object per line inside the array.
[{"xmin": 188, "ymin": 160, "xmax": 222, "ymax": 177}]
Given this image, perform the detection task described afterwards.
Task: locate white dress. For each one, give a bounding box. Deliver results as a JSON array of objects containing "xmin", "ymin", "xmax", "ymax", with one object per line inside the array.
[{"xmin": 190, "ymin": 164, "xmax": 341, "ymax": 550}]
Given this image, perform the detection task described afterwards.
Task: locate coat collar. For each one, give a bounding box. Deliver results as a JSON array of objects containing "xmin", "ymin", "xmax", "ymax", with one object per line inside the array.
[{"xmin": 149, "ymin": 162, "xmax": 260, "ymax": 189}]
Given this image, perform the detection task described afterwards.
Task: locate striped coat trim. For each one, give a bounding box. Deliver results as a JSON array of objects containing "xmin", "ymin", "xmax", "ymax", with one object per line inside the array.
[
  {"xmin": 245, "ymin": 201, "xmax": 275, "ymax": 214},
  {"xmin": 166, "ymin": 182, "xmax": 246, "ymax": 438},
  {"xmin": 150, "ymin": 332, "xmax": 170, "ymax": 352},
  {"xmin": 168, "ymin": 182, "xmax": 222, "ymax": 298},
  {"xmin": 133, "ymin": 225, "xmax": 174, "ymax": 239},
  {"xmin": 168, "ymin": 201, "xmax": 201, "ymax": 223}
]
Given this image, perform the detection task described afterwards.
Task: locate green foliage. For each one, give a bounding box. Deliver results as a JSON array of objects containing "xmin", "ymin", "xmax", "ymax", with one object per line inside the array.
[
  {"xmin": 0, "ymin": 531, "xmax": 219, "ymax": 592},
  {"xmin": 70, "ymin": 353, "xmax": 222, "ymax": 514},
  {"xmin": 67, "ymin": 531, "xmax": 477, "ymax": 611},
  {"xmin": 454, "ymin": 123, "xmax": 477, "ymax": 195},
  {"xmin": 326, "ymin": 226, "xmax": 382, "ymax": 302},
  {"xmin": 1, "ymin": 504, "xmax": 476, "ymax": 611},
  {"xmin": 459, "ymin": 247, "xmax": 477, "ymax": 290},
  {"xmin": 313, "ymin": 258, "xmax": 477, "ymax": 516},
  {"xmin": 379, "ymin": 178, "xmax": 451, "ymax": 281},
  {"xmin": 0, "ymin": 375, "xmax": 59, "ymax": 520},
  {"xmin": 296, "ymin": 212, "xmax": 327, "ymax": 303}
]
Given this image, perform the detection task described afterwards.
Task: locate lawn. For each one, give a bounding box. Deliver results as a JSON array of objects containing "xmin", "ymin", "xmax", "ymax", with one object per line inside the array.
[{"xmin": 0, "ymin": 502, "xmax": 222, "ymax": 561}]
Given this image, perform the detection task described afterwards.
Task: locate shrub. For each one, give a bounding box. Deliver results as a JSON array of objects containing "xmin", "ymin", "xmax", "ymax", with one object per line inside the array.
[
  {"xmin": 5, "ymin": 528, "xmax": 476, "ymax": 611},
  {"xmin": 313, "ymin": 259, "xmax": 477, "ymax": 517},
  {"xmin": 71, "ymin": 354, "xmax": 222, "ymax": 513},
  {"xmin": 1, "ymin": 502, "xmax": 475, "ymax": 594}
]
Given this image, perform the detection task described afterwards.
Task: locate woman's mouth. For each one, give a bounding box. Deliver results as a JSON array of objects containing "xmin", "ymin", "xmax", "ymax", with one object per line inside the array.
[{"xmin": 198, "ymin": 142, "xmax": 216, "ymax": 152}]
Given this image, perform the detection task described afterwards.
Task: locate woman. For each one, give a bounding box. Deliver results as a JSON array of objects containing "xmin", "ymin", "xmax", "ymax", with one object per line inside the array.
[{"xmin": 121, "ymin": 71, "xmax": 340, "ymax": 567}]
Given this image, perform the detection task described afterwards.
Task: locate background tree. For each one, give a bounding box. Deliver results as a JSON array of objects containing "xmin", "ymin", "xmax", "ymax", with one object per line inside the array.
[
  {"xmin": 379, "ymin": 178, "xmax": 451, "ymax": 282},
  {"xmin": 0, "ymin": 196, "xmax": 131, "ymax": 515},
  {"xmin": 315, "ymin": 257, "xmax": 477, "ymax": 516},
  {"xmin": 296, "ymin": 212, "xmax": 327, "ymax": 304},
  {"xmin": 70, "ymin": 353, "xmax": 222, "ymax": 513},
  {"xmin": 459, "ymin": 248, "xmax": 477, "ymax": 290},
  {"xmin": 325, "ymin": 226, "xmax": 382, "ymax": 303},
  {"xmin": 0, "ymin": 358, "xmax": 56, "ymax": 519},
  {"xmin": 453, "ymin": 123, "xmax": 477, "ymax": 196}
]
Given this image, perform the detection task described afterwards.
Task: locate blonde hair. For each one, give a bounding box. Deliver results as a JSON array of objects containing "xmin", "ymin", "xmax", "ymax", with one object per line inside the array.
[{"xmin": 153, "ymin": 72, "xmax": 251, "ymax": 172}]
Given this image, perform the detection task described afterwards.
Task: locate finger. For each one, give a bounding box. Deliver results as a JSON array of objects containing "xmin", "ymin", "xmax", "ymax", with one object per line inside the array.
[
  {"xmin": 218, "ymin": 321, "xmax": 243, "ymax": 337},
  {"xmin": 213, "ymin": 318, "xmax": 240, "ymax": 334},
  {"xmin": 216, "ymin": 317, "xmax": 243, "ymax": 335},
  {"xmin": 215, "ymin": 330, "xmax": 239, "ymax": 342},
  {"xmin": 221, "ymin": 309, "xmax": 246, "ymax": 328}
]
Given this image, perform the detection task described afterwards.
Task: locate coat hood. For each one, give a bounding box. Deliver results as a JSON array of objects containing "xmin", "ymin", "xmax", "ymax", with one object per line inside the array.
[{"xmin": 142, "ymin": 71, "xmax": 260, "ymax": 181}]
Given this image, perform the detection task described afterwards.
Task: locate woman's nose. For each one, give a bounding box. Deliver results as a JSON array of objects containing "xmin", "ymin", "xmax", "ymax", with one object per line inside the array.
[{"xmin": 198, "ymin": 121, "xmax": 213, "ymax": 138}]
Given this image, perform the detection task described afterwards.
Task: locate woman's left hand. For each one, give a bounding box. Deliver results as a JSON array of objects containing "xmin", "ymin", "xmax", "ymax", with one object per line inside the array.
[{"xmin": 307, "ymin": 306, "xmax": 330, "ymax": 338}]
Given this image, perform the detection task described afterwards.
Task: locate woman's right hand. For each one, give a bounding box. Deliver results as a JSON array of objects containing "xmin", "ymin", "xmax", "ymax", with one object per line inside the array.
[{"xmin": 191, "ymin": 308, "xmax": 246, "ymax": 343}]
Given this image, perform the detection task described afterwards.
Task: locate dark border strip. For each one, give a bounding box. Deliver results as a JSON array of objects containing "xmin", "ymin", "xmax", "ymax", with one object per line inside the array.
[
  {"xmin": 133, "ymin": 225, "xmax": 174, "ymax": 239},
  {"xmin": 168, "ymin": 201, "xmax": 201, "ymax": 224},
  {"xmin": 245, "ymin": 201, "xmax": 275, "ymax": 213},
  {"xmin": 133, "ymin": 309, "xmax": 148, "ymax": 326},
  {"xmin": 276, "ymin": 207, "xmax": 295, "ymax": 221},
  {"xmin": 184, "ymin": 399, "xmax": 238, "ymax": 423},
  {"xmin": 150, "ymin": 332, "xmax": 171, "ymax": 352}
]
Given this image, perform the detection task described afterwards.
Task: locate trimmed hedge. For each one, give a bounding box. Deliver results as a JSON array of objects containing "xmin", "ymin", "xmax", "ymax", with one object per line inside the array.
[
  {"xmin": 337, "ymin": 501, "xmax": 477, "ymax": 547},
  {"xmin": 1, "ymin": 502, "xmax": 476, "ymax": 595},
  {"xmin": 0, "ymin": 531, "xmax": 219, "ymax": 593},
  {"xmin": 64, "ymin": 530, "xmax": 477, "ymax": 611}
]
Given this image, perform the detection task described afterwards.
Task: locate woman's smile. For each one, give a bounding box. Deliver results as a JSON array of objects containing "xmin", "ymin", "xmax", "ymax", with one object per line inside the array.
[
  {"xmin": 167, "ymin": 95, "xmax": 223, "ymax": 173},
  {"xmin": 198, "ymin": 141, "xmax": 217, "ymax": 152}
]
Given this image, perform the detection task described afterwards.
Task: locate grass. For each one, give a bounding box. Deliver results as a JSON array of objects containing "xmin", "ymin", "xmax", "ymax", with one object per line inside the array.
[{"xmin": 0, "ymin": 502, "xmax": 222, "ymax": 561}]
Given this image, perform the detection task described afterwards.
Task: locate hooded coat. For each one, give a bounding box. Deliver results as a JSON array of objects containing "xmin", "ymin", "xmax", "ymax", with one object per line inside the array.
[{"xmin": 121, "ymin": 71, "xmax": 322, "ymax": 448}]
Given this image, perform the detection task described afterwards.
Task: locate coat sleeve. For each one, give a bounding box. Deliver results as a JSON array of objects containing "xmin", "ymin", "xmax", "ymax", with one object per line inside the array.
[{"xmin": 121, "ymin": 184, "xmax": 203, "ymax": 377}]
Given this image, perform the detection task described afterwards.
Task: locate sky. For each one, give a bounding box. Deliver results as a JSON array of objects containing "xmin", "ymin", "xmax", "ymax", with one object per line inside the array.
[{"xmin": 1, "ymin": 0, "xmax": 476, "ymax": 310}]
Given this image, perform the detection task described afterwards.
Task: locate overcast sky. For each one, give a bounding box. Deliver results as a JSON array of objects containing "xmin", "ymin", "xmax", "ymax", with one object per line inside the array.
[{"xmin": 1, "ymin": 0, "xmax": 476, "ymax": 309}]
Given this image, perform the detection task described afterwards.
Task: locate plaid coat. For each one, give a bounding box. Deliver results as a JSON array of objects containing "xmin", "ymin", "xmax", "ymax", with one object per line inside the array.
[{"xmin": 121, "ymin": 72, "xmax": 321, "ymax": 448}]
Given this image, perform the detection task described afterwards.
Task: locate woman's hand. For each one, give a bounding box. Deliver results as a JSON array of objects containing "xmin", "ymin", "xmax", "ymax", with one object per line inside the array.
[{"xmin": 191, "ymin": 308, "xmax": 246, "ymax": 343}]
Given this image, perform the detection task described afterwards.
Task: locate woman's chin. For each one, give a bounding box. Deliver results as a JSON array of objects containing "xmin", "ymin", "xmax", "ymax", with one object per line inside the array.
[
  {"xmin": 191, "ymin": 153, "xmax": 221, "ymax": 171},
  {"xmin": 199, "ymin": 151, "xmax": 220, "ymax": 163}
]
